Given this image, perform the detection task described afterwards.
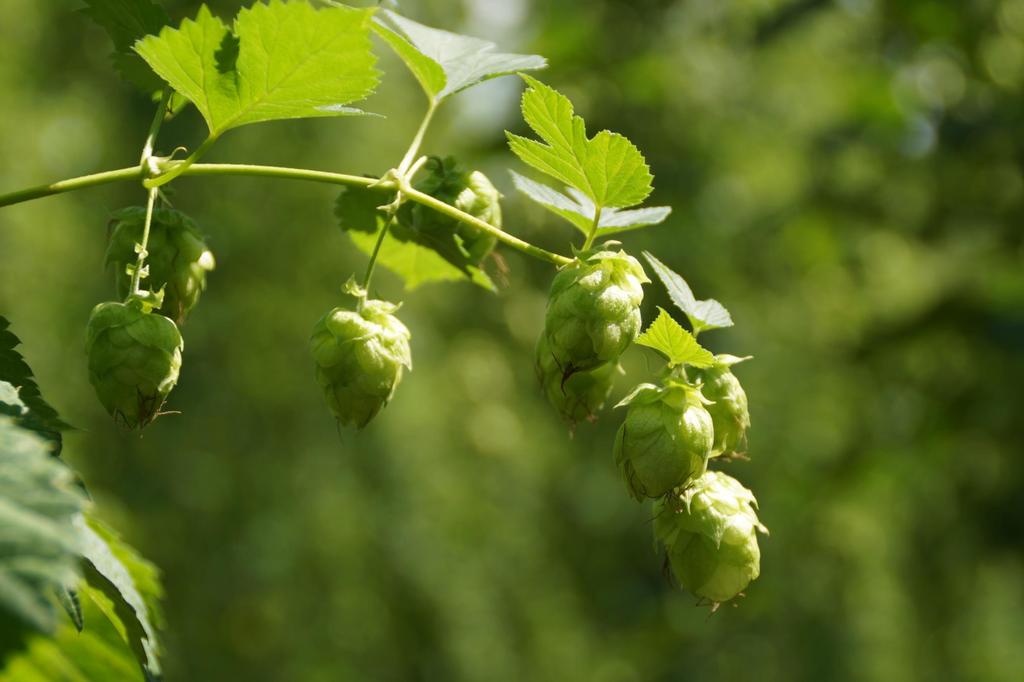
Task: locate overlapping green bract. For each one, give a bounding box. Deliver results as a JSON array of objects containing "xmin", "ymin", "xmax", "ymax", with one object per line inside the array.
[
  {"xmin": 543, "ymin": 248, "xmax": 648, "ymax": 376},
  {"xmin": 134, "ymin": 1, "xmax": 380, "ymax": 139},
  {"xmin": 400, "ymin": 157, "xmax": 502, "ymax": 265},
  {"xmin": 613, "ymin": 382, "xmax": 713, "ymax": 500},
  {"xmin": 535, "ymin": 335, "xmax": 617, "ymax": 426},
  {"xmin": 55, "ymin": 0, "xmax": 771, "ymax": 641},
  {"xmin": 85, "ymin": 300, "xmax": 183, "ymax": 430},
  {"xmin": 0, "ymin": 315, "xmax": 167, "ymax": 672},
  {"xmin": 691, "ymin": 355, "xmax": 751, "ymax": 457},
  {"xmin": 607, "ymin": 263, "xmax": 764, "ymax": 604},
  {"xmin": 106, "ymin": 206, "xmax": 215, "ymax": 325},
  {"xmin": 654, "ymin": 471, "xmax": 767, "ymax": 604},
  {"xmin": 310, "ymin": 299, "xmax": 412, "ymax": 428}
]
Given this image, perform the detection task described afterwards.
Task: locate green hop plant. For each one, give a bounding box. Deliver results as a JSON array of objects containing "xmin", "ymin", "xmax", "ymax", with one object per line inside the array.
[
  {"xmin": 310, "ymin": 298, "xmax": 412, "ymax": 428},
  {"xmin": 543, "ymin": 247, "xmax": 648, "ymax": 377},
  {"xmin": 535, "ymin": 334, "xmax": 618, "ymax": 425},
  {"xmin": 690, "ymin": 354, "xmax": 751, "ymax": 457},
  {"xmin": 613, "ymin": 381, "xmax": 713, "ymax": 500},
  {"xmin": 106, "ymin": 207, "xmax": 216, "ymax": 324},
  {"xmin": 85, "ymin": 298, "xmax": 183, "ymax": 429},
  {"xmin": 653, "ymin": 470, "xmax": 768, "ymax": 604},
  {"xmin": 402, "ymin": 156, "xmax": 502, "ymax": 264}
]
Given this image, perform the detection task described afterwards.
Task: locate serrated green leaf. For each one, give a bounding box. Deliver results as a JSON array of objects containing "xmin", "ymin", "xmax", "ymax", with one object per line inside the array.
[
  {"xmin": 76, "ymin": 515, "xmax": 163, "ymax": 679},
  {"xmin": 0, "ymin": 318, "xmax": 69, "ymax": 456},
  {"xmin": 348, "ymin": 229, "xmax": 493, "ymax": 291},
  {"xmin": 336, "ymin": 186, "xmax": 495, "ymax": 291},
  {"xmin": 374, "ymin": 10, "xmax": 545, "ymax": 104},
  {"xmin": 55, "ymin": 587, "xmax": 83, "ymax": 633},
  {"xmin": 81, "ymin": 0, "xmax": 170, "ymax": 93},
  {"xmin": 334, "ymin": 183, "xmax": 384, "ymax": 236},
  {"xmin": 81, "ymin": 0, "xmax": 168, "ymax": 51},
  {"xmin": 135, "ymin": 1, "xmax": 379, "ymax": 139},
  {"xmin": 0, "ymin": 418, "xmax": 85, "ymax": 641},
  {"xmin": 0, "ymin": 383, "xmax": 60, "ymax": 459},
  {"xmin": 642, "ymin": 252, "xmax": 733, "ymax": 334},
  {"xmin": 507, "ymin": 75, "xmax": 652, "ymax": 210},
  {"xmin": 371, "ymin": 21, "xmax": 446, "ymax": 101},
  {"xmin": 635, "ymin": 308, "xmax": 715, "ymax": 368},
  {"xmin": 2, "ymin": 593, "xmax": 146, "ymax": 682},
  {"xmin": 510, "ymin": 170, "xmax": 670, "ymax": 236}
]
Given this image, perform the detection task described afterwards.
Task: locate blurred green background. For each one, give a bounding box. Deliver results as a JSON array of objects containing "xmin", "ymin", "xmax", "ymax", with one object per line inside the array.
[{"xmin": 2, "ymin": 0, "xmax": 1024, "ymax": 679}]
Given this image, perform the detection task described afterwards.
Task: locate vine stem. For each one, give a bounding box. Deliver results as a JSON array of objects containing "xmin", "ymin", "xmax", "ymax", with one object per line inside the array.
[
  {"xmin": 127, "ymin": 92, "xmax": 173, "ymax": 298},
  {"xmin": 144, "ymin": 135, "xmax": 218, "ymax": 188},
  {"xmin": 360, "ymin": 212, "xmax": 397, "ymax": 301},
  {"xmin": 129, "ymin": 188, "xmax": 159, "ymax": 295},
  {"xmin": 402, "ymin": 185, "xmax": 571, "ymax": 266},
  {"xmin": 0, "ymin": 163, "xmax": 572, "ymax": 267},
  {"xmin": 0, "ymin": 167, "xmax": 143, "ymax": 207},
  {"xmin": 360, "ymin": 154, "xmax": 430, "ymax": 301},
  {"xmin": 360, "ymin": 103, "xmax": 439, "ymax": 297},
  {"xmin": 140, "ymin": 90, "xmax": 173, "ymax": 166}
]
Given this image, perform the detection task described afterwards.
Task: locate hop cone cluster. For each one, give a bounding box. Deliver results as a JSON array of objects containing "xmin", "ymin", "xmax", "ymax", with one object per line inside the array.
[
  {"xmin": 614, "ymin": 382, "xmax": 714, "ymax": 500},
  {"xmin": 535, "ymin": 335, "xmax": 618, "ymax": 426},
  {"xmin": 653, "ymin": 471, "xmax": 767, "ymax": 604},
  {"xmin": 404, "ymin": 157, "xmax": 501, "ymax": 264},
  {"xmin": 690, "ymin": 355, "xmax": 751, "ymax": 457},
  {"xmin": 310, "ymin": 299, "xmax": 412, "ymax": 428},
  {"xmin": 86, "ymin": 300, "xmax": 183, "ymax": 429},
  {"xmin": 542, "ymin": 248, "xmax": 648, "ymax": 377},
  {"xmin": 106, "ymin": 207, "xmax": 215, "ymax": 324}
]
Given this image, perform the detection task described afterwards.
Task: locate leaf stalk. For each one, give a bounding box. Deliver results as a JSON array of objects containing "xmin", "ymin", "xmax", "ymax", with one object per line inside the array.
[
  {"xmin": 582, "ymin": 206, "xmax": 603, "ymax": 251},
  {"xmin": 140, "ymin": 90, "xmax": 173, "ymax": 167},
  {"xmin": 129, "ymin": 188, "xmax": 159, "ymax": 296}
]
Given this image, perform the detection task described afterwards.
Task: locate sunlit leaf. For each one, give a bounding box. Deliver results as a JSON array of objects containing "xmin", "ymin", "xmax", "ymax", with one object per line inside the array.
[
  {"xmin": 2, "ymin": 593, "xmax": 147, "ymax": 682},
  {"xmin": 643, "ymin": 252, "xmax": 733, "ymax": 334},
  {"xmin": 510, "ymin": 170, "xmax": 670, "ymax": 236},
  {"xmin": 507, "ymin": 76, "xmax": 652, "ymax": 209},
  {"xmin": 135, "ymin": 1, "xmax": 379, "ymax": 138},
  {"xmin": 76, "ymin": 515, "xmax": 164, "ymax": 679},
  {"xmin": 635, "ymin": 308, "xmax": 716, "ymax": 368},
  {"xmin": 374, "ymin": 10, "xmax": 545, "ymax": 103}
]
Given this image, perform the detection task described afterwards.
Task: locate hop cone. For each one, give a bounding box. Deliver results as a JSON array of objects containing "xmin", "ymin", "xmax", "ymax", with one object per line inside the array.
[
  {"xmin": 614, "ymin": 382, "xmax": 713, "ymax": 500},
  {"xmin": 86, "ymin": 300, "xmax": 183, "ymax": 429},
  {"xmin": 544, "ymin": 248, "xmax": 648, "ymax": 376},
  {"xmin": 690, "ymin": 355, "xmax": 750, "ymax": 457},
  {"xmin": 310, "ymin": 299, "xmax": 412, "ymax": 428},
  {"xmin": 653, "ymin": 471, "xmax": 768, "ymax": 604},
  {"xmin": 106, "ymin": 207, "xmax": 215, "ymax": 324},
  {"xmin": 535, "ymin": 334, "xmax": 617, "ymax": 425},
  {"xmin": 406, "ymin": 157, "xmax": 501, "ymax": 263}
]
